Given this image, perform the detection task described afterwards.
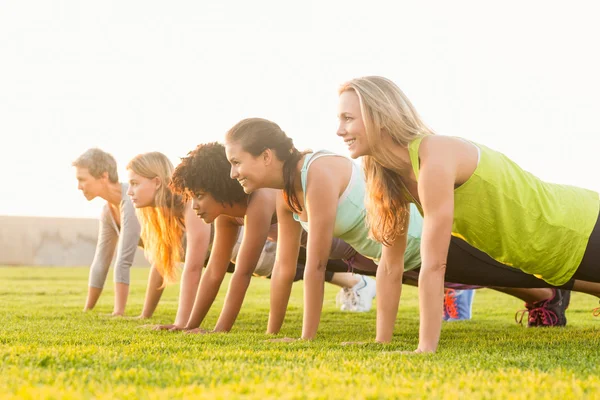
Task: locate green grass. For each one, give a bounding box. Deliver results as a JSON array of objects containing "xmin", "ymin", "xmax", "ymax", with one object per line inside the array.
[{"xmin": 1, "ymin": 267, "xmax": 600, "ymax": 399}]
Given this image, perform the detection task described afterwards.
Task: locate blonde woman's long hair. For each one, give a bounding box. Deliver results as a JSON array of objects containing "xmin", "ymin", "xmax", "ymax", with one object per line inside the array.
[
  {"xmin": 339, "ymin": 76, "xmax": 435, "ymax": 246},
  {"xmin": 127, "ymin": 152, "xmax": 185, "ymax": 284}
]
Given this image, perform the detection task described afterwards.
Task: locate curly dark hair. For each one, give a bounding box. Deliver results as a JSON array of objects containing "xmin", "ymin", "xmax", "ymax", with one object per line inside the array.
[{"xmin": 170, "ymin": 142, "xmax": 248, "ymax": 206}]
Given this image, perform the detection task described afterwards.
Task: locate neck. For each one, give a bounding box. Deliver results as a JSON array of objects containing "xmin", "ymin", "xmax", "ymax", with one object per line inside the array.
[
  {"xmin": 372, "ymin": 140, "xmax": 413, "ymax": 175},
  {"xmin": 266, "ymin": 158, "xmax": 289, "ymax": 190},
  {"xmin": 224, "ymin": 201, "xmax": 248, "ymax": 218},
  {"xmin": 101, "ymin": 181, "xmax": 122, "ymax": 206}
]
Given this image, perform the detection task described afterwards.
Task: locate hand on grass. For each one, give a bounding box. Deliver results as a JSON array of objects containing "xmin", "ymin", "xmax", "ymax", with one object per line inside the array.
[{"xmin": 153, "ymin": 324, "xmax": 183, "ymax": 331}]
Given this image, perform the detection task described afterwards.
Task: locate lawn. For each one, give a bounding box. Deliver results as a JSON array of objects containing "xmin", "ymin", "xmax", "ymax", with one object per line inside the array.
[{"xmin": 1, "ymin": 267, "xmax": 600, "ymax": 399}]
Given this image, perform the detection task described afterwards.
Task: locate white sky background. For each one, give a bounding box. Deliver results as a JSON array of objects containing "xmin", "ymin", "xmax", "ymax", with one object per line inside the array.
[{"xmin": 1, "ymin": 1, "xmax": 599, "ymax": 218}]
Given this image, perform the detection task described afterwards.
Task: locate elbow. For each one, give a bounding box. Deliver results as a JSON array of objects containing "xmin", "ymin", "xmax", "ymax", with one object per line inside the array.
[
  {"xmin": 419, "ymin": 262, "xmax": 447, "ymax": 281},
  {"xmin": 303, "ymin": 261, "xmax": 327, "ymax": 281},
  {"xmin": 233, "ymin": 268, "xmax": 254, "ymax": 282},
  {"xmin": 377, "ymin": 262, "xmax": 404, "ymax": 285},
  {"xmin": 273, "ymin": 266, "xmax": 295, "ymax": 285}
]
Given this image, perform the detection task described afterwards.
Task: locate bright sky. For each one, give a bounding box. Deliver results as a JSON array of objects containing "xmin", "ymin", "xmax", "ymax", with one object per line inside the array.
[{"xmin": 1, "ymin": 1, "xmax": 599, "ymax": 218}]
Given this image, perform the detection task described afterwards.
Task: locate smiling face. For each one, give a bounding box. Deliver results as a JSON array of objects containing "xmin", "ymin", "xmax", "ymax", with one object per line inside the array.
[
  {"xmin": 75, "ymin": 167, "xmax": 106, "ymax": 201},
  {"xmin": 189, "ymin": 191, "xmax": 226, "ymax": 223},
  {"xmin": 126, "ymin": 169, "xmax": 160, "ymax": 208},
  {"xmin": 337, "ymin": 90, "xmax": 371, "ymax": 159},
  {"xmin": 224, "ymin": 140, "xmax": 269, "ymax": 194}
]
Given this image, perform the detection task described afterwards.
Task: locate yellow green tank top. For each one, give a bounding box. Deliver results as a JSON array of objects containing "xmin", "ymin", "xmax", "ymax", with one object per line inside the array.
[{"xmin": 408, "ymin": 136, "xmax": 599, "ymax": 286}]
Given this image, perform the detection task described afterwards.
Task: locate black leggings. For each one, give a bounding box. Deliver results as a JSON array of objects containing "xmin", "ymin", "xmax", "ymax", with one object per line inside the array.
[
  {"xmin": 569, "ymin": 213, "xmax": 600, "ymax": 283},
  {"xmin": 441, "ymin": 237, "xmax": 575, "ymax": 289},
  {"xmin": 443, "ymin": 214, "xmax": 600, "ymax": 289},
  {"xmin": 292, "ymin": 247, "xmax": 376, "ymax": 282}
]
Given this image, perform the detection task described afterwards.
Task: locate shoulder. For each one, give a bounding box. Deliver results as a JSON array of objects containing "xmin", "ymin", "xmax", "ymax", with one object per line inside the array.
[
  {"xmin": 306, "ymin": 152, "xmax": 351, "ymax": 178},
  {"xmin": 100, "ymin": 203, "xmax": 111, "ymax": 220},
  {"xmin": 419, "ymin": 135, "xmax": 474, "ymax": 155},
  {"xmin": 419, "ymin": 135, "xmax": 473, "ymax": 162}
]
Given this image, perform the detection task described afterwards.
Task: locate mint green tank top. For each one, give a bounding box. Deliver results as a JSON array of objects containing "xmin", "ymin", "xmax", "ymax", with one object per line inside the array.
[
  {"xmin": 409, "ymin": 136, "xmax": 599, "ymax": 285},
  {"xmin": 293, "ymin": 151, "xmax": 423, "ymax": 271}
]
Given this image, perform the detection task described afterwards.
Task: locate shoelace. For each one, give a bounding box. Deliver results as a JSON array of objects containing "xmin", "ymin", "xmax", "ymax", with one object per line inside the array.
[
  {"xmin": 444, "ymin": 289, "xmax": 459, "ymax": 319},
  {"xmin": 593, "ymin": 306, "xmax": 600, "ymax": 317},
  {"xmin": 515, "ymin": 304, "xmax": 559, "ymax": 326},
  {"xmin": 343, "ymin": 255, "xmax": 356, "ymax": 274},
  {"xmin": 530, "ymin": 306, "xmax": 559, "ymax": 326},
  {"xmin": 514, "ymin": 308, "xmax": 533, "ymax": 326},
  {"xmin": 336, "ymin": 288, "xmax": 359, "ymax": 310}
]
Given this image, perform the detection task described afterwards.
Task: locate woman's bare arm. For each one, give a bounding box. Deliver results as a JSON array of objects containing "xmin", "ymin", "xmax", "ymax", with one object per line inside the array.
[
  {"xmin": 267, "ymin": 193, "xmax": 303, "ymax": 335},
  {"xmin": 213, "ymin": 189, "xmax": 277, "ymax": 332}
]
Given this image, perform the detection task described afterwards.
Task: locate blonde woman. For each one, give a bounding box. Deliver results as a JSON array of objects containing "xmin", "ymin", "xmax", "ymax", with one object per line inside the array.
[
  {"xmin": 337, "ymin": 76, "xmax": 600, "ymax": 352},
  {"xmin": 223, "ymin": 118, "xmax": 579, "ymax": 341},
  {"xmin": 126, "ymin": 152, "xmax": 212, "ymax": 330}
]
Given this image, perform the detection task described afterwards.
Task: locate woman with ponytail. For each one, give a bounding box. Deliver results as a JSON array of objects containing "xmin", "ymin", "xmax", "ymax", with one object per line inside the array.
[
  {"xmin": 337, "ymin": 75, "xmax": 600, "ymax": 352},
  {"xmin": 126, "ymin": 152, "xmax": 212, "ymax": 330},
  {"xmin": 224, "ymin": 118, "xmax": 386, "ymax": 339}
]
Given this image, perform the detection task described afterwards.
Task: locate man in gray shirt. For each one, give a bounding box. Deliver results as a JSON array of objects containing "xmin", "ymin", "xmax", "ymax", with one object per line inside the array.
[{"xmin": 73, "ymin": 148, "xmax": 143, "ymax": 316}]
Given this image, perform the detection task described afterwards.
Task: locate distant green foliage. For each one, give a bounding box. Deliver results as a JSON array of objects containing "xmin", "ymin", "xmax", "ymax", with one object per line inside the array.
[{"xmin": 1, "ymin": 267, "xmax": 600, "ymax": 399}]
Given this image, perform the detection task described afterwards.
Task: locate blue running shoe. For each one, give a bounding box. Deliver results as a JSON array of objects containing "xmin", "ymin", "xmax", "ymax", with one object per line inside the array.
[{"xmin": 443, "ymin": 289, "xmax": 475, "ymax": 321}]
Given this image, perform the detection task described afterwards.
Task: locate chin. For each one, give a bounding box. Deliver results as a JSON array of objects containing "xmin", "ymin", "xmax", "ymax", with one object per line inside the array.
[
  {"xmin": 348, "ymin": 149, "xmax": 362, "ymax": 159},
  {"xmin": 349, "ymin": 145, "xmax": 369, "ymax": 159}
]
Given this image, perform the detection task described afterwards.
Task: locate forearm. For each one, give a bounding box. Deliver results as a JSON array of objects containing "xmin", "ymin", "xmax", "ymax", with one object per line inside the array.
[
  {"xmin": 84, "ymin": 287, "xmax": 103, "ymax": 310},
  {"xmin": 301, "ymin": 266, "xmax": 325, "ymax": 340},
  {"xmin": 113, "ymin": 282, "xmax": 129, "ymax": 315},
  {"xmin": 417, "ymin": 265, "xmax": 445, "ymax": 352},
  {"xmin": 140, "ymin": 266, "xmax": 164, "ymax": 318},
  {"xmin": 213, "ymin": 272, "xmax": 253, "ymax": 332},
  {"xmin": 375, "ymin": 266, "xmax": 403, "ymax": 343},
  {"xmin": 174, "ymin": 264, "xmax": 203, "ymax": 327},
  {"xmin": 184, "ymin": 273, "xmax": 224, "ymax": 329},
  {"xmin": 267, "ymin": 272, "xmax": 294, "ymax": 334}
]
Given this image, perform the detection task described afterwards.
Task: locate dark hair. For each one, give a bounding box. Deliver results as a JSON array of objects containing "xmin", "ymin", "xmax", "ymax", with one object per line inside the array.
[
  {"xmin": 72, "ymin": 148, "xmax": 118, "ymax": 183},
  {"xmin": 170, "ymin": 142, "xmax": 247, "ymax": 206},
  {"xmin": 225, "ymin": 118, "xmax": 305, "ymax": 213}
]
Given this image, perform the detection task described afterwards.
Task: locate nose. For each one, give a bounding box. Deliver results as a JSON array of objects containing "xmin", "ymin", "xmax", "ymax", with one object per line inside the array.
[
  {"xmin": 230, "ymin": 165, "xmax": 238, "ymax": 180},
  {"xmin": 127, "ymin": 186, "xmax": 133, "ymax": 197},
  {"xmin": 77, "ymin": 182, "xmax": 83, "ymax": 191},
  {"xmin": 191, "ymin": 197, "xmax": 199, "ymax": 210},
  {"xmin": 336, "ymin": 121, "xmax": 346, "ymax": 137}
]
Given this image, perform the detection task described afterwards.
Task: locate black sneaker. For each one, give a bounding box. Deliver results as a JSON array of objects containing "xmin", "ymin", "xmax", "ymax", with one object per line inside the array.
[{"xmin": 514, "ymin": 289, "xmax": 567, "ymax": 327}]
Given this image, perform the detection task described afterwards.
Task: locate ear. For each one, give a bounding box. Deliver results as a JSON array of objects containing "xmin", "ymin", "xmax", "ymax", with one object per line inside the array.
[
  {"xmin": 100, "ymin": 171, "xmax": 109, "ymax": 181},
  {"xmin": 153, "ymin": 176, "xmax": 162, "ymax": 188},
  {"xmin": 262, "ymin": 148, "xmax": 273, "ymax": 165}
]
